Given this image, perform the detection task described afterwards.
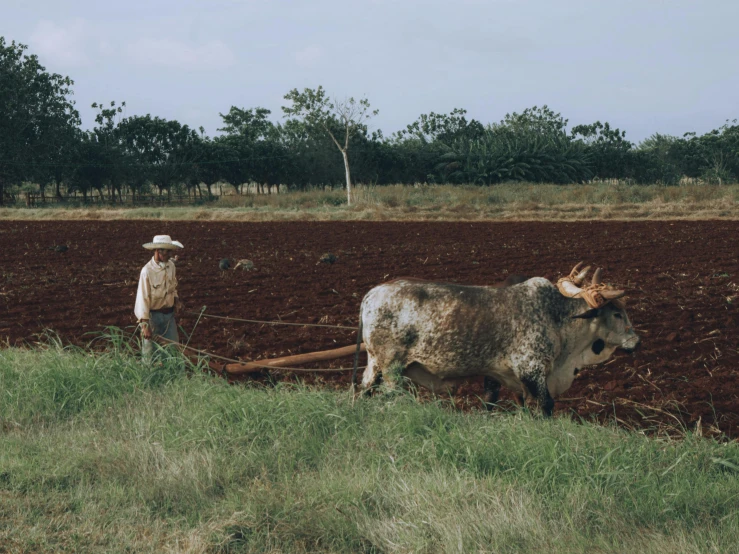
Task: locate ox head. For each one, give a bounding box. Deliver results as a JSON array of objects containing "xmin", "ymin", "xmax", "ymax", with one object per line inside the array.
[{"xmin": 557, "ymin": 263, "xmax": 640, "ymax": 354}]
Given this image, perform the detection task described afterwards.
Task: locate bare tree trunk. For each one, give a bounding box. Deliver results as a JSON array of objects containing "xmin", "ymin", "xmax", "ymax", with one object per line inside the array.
[{"xmin": 341, "ymin": 149, "xmax": 352, "ymax": 205}]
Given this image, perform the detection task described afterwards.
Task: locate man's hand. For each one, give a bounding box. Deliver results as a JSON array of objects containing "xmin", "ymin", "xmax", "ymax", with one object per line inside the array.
[
  {"xmin": 141, "ymin": 321, "xmax": 152, "ymax": 340},
  {"xmin": 175, "ymin": 299, "xmax": 184, "ymax": 313}
]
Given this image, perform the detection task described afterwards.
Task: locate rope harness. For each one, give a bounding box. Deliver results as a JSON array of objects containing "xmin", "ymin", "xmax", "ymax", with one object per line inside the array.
[
  {"xmin": 556, "ymin": 263, "xmax": 627, "ymax": 310},
  {"xmin": 185, "ymin": 311, "xmax": 358, "ymax": 330}
]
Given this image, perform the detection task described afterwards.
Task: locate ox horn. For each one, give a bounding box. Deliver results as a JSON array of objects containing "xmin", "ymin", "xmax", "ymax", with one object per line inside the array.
[
  {"xmin": 611, "ymin": 298, "xmax": 627, "ymax": 310},
  {"xmin": 592, "ymin": 268, "xmax": 603, "ymax": 286},
  {"xmin": 600, "ymin": 289, "xmax": 626, "ymax": 300},
  {"xmin": 572, "ymin": 264, "xmax": 591, "ymax": 286},
  {"xmin": 558, "ymin": 279, "xmax": 584, "ymax": 298}
]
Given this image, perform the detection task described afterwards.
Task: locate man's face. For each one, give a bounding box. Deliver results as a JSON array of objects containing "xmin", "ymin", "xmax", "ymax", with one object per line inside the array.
[{"xmin": 154, "ymin": 249, "xmax": 172, "ymax": 264}]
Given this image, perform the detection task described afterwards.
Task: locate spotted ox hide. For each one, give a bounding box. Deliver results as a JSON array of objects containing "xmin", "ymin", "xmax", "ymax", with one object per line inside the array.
[{"xmin": 355, "ymin": 277, "xmax": 640, "ymax": 416}]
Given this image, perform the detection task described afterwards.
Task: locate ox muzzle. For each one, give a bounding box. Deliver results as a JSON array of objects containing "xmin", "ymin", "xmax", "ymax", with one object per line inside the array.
[{"xmin": 619, "ymin": 335, "xmax": 641, "ymax": 354}]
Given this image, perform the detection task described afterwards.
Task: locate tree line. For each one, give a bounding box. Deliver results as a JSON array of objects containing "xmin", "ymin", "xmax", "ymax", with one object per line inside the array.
[{"xmin": 2, "ymin": 36, "xmax": 738, "ymax": 206}]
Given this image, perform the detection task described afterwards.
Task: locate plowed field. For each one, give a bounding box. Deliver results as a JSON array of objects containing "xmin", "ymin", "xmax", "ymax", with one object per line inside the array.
[{"xmin": 2, "ymin": 220, "xmax": 738, "ymax": 438}]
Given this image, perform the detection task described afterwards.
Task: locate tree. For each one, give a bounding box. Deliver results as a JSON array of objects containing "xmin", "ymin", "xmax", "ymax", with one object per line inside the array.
[
  {"xmin": 694, "ymin": 121, "xmax": 739, "ymax": 184},
  {"xmin": 437, "ymin": 129, "xmax": 591, "ymax": 185},
  {"xmin": 0, "ymin": 37, "xmax": 80, "ymax": 205},
  {"xmin": 70, "ymin": 134, "xmax": 108, "ymax": 201},
  {"xmin": 218, "ymin": 106, "xmax": 284, "ymax": 193},
  {"xmin": 89, "ymin": 101, "xmax": 129, "ymax": 201},
  {"xmin": 496, "ymin": 105, "xmax": 568, "ymax": 138},
  {"xmin": 571, "ymin": 121, "xmax": 633, "ymax": 180},
  {"xmin": 194, "ymin": 137, "xmax": 230, "ymax": 197},
  {"xmin": 635, "ymin": 133, "xmax": 683, "ymax": 185},
  {"xmin": 41, "ymin": 126, "xmax": 82, "ymax": 200},
  {"xmin": 116, "ymin": 115, "xmax": 201, "ymax": 197},
  {"xmin": 282, "ymin": 86, "xmax": 378, "ymax": 204},
  {"xmin": 431, "ymin": 106, "xmax": 591, "ymax": 185},
  {"xmin": 387, "ymin": 109, "xmax": 484, "ymax": 184},
  {"xmin": 395, "ymin": 108, "xmax": 484, "ymax": 146},
  {"xmin": 218, "ymin": 106, "xmax": 274, "ymax": 141}
]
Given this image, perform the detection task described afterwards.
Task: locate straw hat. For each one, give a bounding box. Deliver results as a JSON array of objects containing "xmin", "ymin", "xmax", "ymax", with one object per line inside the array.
[{"xmin": 142, "ymin": 235, "xmax": 184, "ymax": 250}]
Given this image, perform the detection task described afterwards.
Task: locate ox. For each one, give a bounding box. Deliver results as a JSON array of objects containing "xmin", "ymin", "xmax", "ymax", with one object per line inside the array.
[{"xmin": 352, "ymin": 265, "xmax": 640, "ymax": 416}]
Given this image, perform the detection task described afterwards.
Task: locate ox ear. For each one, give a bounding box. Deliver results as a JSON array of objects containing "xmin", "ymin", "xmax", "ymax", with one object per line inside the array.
[{"xmin": 572, "ymin": 308, "xmax": 601, "ymax": 320}]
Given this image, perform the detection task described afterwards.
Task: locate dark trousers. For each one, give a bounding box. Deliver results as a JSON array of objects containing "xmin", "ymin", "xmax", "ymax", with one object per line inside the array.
[{"xmin": 142, "ymin": 311, "xmax": 179, "ymax": 363}]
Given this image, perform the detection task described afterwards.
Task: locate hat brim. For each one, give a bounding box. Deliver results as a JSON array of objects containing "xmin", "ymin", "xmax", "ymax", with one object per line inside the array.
[{"xmin": 143, "ymin": 243, "xmax": 181, "ymax": 250}]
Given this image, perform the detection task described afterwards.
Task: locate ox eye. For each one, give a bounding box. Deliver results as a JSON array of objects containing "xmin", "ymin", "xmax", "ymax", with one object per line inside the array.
[{"xmin": 614, "ymin": 313, "xmax": 623, "ymax": 319}]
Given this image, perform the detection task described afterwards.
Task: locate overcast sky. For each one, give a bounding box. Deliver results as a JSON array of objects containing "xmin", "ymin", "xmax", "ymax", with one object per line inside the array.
[{"xmin": 4, "ymin": 0, "xmax": 738, "ymax": 142}]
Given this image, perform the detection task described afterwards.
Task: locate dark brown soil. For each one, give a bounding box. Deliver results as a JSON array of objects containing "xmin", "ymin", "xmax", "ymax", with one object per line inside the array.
[{"xmin": 2, "ymin": 220, "xmax": 738, "ymax": 438}]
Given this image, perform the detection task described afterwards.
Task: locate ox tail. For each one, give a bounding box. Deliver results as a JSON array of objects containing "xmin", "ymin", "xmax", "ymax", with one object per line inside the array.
[{"xmin": 352, "ymin": 306, "xmax": 364, "ymax": 388}]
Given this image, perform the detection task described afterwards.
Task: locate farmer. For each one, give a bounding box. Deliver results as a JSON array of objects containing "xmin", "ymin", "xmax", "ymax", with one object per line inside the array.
[{"xmin": 134, "ymin": 235, "xmax": 184, "ymax": 361}]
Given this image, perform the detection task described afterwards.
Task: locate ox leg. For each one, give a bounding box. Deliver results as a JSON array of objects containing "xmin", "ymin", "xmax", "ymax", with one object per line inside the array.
[
  {"xmin": 360, "ymin": 355, "xmax": 381, "ymax": 392},
  {"xmin": 482, "ymin": 377, "xmax": 501, "ymax": 411},
  {"xmin": 520, "ymin": 373, "xmax": 555, "ymax": 417},
  {"xmin": 364, "ymin": 349, "xmax": 411, "ymax": 393},
  {"xmin": 380, "ymin": 358, "xmax": 407, "ymax": 391}
]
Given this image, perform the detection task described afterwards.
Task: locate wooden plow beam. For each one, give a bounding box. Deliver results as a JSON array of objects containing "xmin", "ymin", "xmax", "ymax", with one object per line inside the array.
[
  {"xmin": 157, "ymin": 336, "xmax": 366, "ymax": 376},
  {"xmin": 224, "ymin": 343, "xmax": 366, "ymax": 375}
]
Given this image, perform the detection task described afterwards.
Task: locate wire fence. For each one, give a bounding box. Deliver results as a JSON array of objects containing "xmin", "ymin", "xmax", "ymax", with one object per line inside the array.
[{"xmin": 9, "ymin": 193, "xmax": 221, "ymax": 207}]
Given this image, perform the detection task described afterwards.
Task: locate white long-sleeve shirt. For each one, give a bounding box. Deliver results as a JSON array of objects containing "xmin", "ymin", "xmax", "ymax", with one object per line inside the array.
[{"xmin": 134, "ymin": 257, "xmax": 179, "ymax": 321}]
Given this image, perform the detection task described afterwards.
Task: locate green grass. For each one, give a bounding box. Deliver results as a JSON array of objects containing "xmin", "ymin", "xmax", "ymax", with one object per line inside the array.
[
  {"xmin": 1, "ymin": 336, "xmax": 739, "ymax": 552},
  {"xmin": 3, "ymin": 183, "xmax": 739, "ymax": 221}
]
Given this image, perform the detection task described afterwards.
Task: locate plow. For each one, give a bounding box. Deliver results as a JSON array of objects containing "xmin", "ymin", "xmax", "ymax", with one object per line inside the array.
[
  {"xmin": 222, "ymin": 343, "xmax": 366, "ymax": 375},
  {"xmin": 155, "ymin": 310, "xmax": 366, "ymax": 380},
  {"xmin": 163, "ymin": 337, "xmax": 365, "ymax": 376}
]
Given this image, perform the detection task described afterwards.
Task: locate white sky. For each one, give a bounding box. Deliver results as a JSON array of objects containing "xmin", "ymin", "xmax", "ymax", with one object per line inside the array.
[{"xmin": 4, "ymin": 0, "xmax": 738, "ymax": 142}]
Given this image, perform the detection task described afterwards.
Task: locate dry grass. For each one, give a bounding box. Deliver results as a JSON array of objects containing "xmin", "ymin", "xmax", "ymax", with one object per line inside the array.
[{"xmin": 3, "ymin": 183, "xmax": 739, "ymax": 221}]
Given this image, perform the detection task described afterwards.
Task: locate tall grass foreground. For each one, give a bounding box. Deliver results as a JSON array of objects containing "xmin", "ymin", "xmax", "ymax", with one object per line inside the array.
[{"xmin": 1, "ymin": 334, "xmax": 738, "ymax": 553}]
